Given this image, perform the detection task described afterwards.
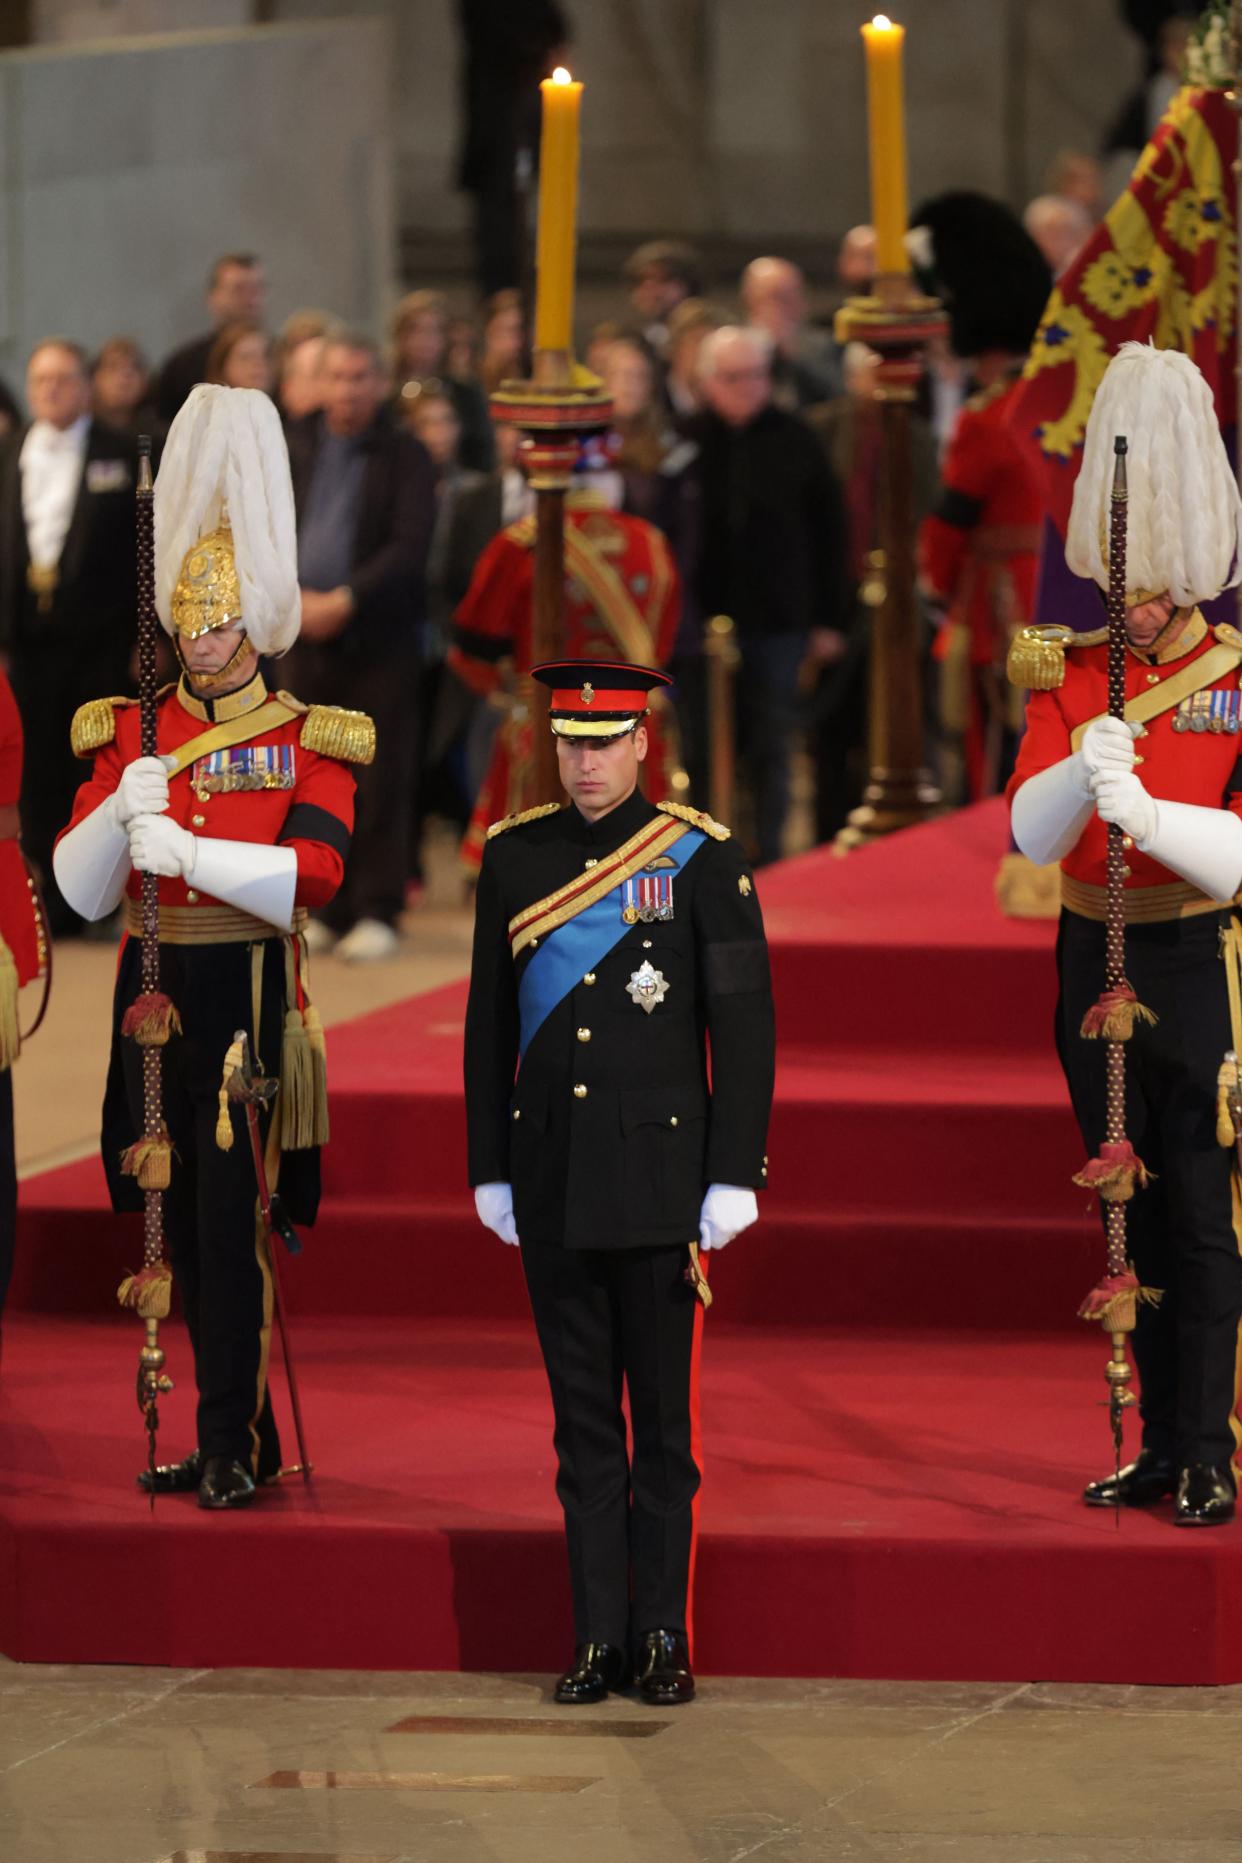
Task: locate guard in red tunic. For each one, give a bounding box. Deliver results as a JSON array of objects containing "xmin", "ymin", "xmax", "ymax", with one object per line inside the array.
[
  {"xmin": 53, "ymin": 386, "xmax": 372, "ymax": 1508},
  {"xmin": 0, "ymin": 672, "xmax": 47, "ymax": 1331},
  {"xmin": 912, "ymin": 192, "xmax": 1052, "ymax": 800},
  {"xmin": 1008, "ymin": 344, "xmax": 1242, "ymax": 1525},
  {"xmin": 449, "ymin": 471, "xmax": 683, "ymax": 869}
]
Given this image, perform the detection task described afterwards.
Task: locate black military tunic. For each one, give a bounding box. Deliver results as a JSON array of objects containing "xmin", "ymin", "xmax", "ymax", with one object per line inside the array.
[{"xmin": 464, "ymin": 786, "xmax": 775, "ymax": 1646}]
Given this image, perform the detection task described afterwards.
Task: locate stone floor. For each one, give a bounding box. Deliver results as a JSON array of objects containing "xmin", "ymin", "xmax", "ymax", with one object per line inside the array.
[{"xmin": 3, "ymin": 1657, "xmax": 1241, "ymax": 1862}]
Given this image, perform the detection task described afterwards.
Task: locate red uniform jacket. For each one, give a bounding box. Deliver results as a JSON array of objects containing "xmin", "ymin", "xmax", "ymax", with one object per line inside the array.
[
  {"xmin": 0, "ymin": 674, "xmax": 40, "ymax": 987},
  {"xmin": 449, "ymin": 491, "xmax": 682, "ymax": 866},
  {"xmin": 1006, "ymin": 613, "xmax": 1242, "ymax": 905},
  {"xmin": 58, "ymin": 672, "xmax": 357, "ymax": 918}
]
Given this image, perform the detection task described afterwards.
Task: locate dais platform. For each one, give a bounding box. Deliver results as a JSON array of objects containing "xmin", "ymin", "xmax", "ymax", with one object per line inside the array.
[{"xmin": 6, "ymin": 801, "xmax": 1236, "ymax": 1684}]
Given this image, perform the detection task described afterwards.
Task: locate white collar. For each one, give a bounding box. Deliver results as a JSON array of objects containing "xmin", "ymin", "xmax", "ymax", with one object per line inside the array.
[{"xmin": 23, "ymin": 414, "xmax": 89, "ymax": 456}]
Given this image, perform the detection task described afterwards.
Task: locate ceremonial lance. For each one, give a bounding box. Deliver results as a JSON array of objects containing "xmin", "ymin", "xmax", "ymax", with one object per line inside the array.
[
  {"xmin": 115, "ymin": 436, "xmax": 181, "ymax": 1498},
  {"xmin": 1072, "ymin": 435, "xmax": 1160, "ymax": 1482}
]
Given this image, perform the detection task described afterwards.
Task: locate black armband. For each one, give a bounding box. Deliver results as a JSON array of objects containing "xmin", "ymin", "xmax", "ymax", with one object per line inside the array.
[
  {"xmin": 932, "ymin": 486, "xmax": 985, "ymax": 531},
  {"xmin": 704, "ymin": 939, "xmax": 771, "ymax": 995},
  {"xmin": 279, "ymin": 803, "xmax": 352, "ymax": 858}
]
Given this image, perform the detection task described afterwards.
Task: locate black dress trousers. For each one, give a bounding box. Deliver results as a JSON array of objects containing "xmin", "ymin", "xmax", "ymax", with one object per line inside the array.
[
  {"xmin": 520, "ymin": 1238, "xmax": 702, "ymax": 1648},
  {"xmin": 1056, "ymin": 908, "xmax": 1242, "ymax": 1468},
  {"xmin": 115, "ymin": 937, "xmax": 287, "ymax": 1478}
]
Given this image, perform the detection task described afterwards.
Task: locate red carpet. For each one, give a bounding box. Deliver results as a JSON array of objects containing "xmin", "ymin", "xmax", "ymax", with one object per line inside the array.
[{"xmin": 7, "ymin": 799, "xmax": 1233, "ymax": 1683}]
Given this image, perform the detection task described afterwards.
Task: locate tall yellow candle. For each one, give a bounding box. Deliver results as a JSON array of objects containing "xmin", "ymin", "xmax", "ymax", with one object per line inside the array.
[
  {"xmin": 860, "ymin": 16, "xmax": 910, "ymax": 277},
  {"xmin": 534, "ymin": 67, "xmax": 583, "ymax": 354}
]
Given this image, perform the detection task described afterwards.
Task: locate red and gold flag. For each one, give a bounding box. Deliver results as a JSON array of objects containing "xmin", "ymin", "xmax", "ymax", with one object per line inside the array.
[{"xmin": 1011, "ymin": 85, "xmax": 1237, "ymax": 534}]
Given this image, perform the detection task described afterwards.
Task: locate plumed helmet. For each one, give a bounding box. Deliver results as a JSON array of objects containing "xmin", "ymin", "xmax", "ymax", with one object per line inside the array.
[
  {"xmin": 907, "ymin": 190, "xmax": 1052, "ymax": 360},
  {"xmin": 1066, "ymin": 342, "xmax": 1242, "ymax": 607},
  {"xmin": 154, "ymin": 384, "xmax": 300, "ymax": 655}
]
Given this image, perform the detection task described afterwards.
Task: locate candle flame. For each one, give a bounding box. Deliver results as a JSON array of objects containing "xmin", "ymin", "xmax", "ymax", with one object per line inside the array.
[
  {"xmin": 551, "ymin": 65, "xmax": 573, "ymax": 84},
  {"xmin": 872, "ymin": 13, "xmax": 893, "ymax": 26}
]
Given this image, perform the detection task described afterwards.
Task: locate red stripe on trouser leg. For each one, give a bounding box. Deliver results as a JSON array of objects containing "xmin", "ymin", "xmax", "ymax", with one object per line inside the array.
[{"xmin": 685, "ymin": 1252, "xmax": 708, "ymax": 1663}]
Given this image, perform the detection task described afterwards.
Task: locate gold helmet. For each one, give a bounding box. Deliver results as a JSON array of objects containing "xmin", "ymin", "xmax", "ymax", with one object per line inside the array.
[{"xmin": 169, "ymin": 524, "xmax": 243, "ymax": 640}]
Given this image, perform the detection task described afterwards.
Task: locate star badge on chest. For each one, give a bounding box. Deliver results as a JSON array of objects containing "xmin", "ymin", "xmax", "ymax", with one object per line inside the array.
[{"xmin": 626, "ymin": 958, "xmax": 669, "ymax": 1014}]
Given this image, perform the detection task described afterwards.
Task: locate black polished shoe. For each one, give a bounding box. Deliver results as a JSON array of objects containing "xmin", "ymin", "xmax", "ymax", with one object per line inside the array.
[
  {"xmin": 197, "ymin": 1456, "xmax": 256, "ymax": 1510},
  {"xmin": 136, "ymin": 1449, "xmax": 202, "ymax": 1495},
  {"xmin": 636, "ymin": 1629, "xmax": 695, "ymax": 1706},
  {"xmin": 1083, "ymin": 1450, "xmax": 1176, "ymax": 1509},
  {"xmin": 554, "ymin": 1642, "xmax": 630, "ymax": 1705},
  {"xmin": 1175, "ymin": 1462, "xmax": 1236, "ymax": 1527}
]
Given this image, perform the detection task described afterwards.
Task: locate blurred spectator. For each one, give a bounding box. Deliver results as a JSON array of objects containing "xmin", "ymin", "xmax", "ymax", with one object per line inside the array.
[
  {"xmin": 664, "ymin": 299, "xmax": 726, "ymax": 420},
  {"xmin": 154, "ymin": 252, "xmax": 265, "ymax": 422},
  {"xmin": 686, "ymin": 326, "xmax": 850, "ymax": 865},
  {"xmin": 392, "ymin": 290, "xmax": 495, "ymax": 473},
  {"xmin": 835, "ymin": 226, "xmax": 877, "ymax": 300},
  {"xmin": 741, "ymin": 256, "xmax": 840, "ymax": 409},
  {"xmin": 457, "ymin": 0, "xmax": 568, "ymax": 295},
  {"xmin": 90, "ymin": 337, "xmax": 162, "ymax": 439},
  {"xmin": 206, "ymin": 320, "xmax": 273, "ymax": 393},
  {"xmin": 624, "ymin": 240, "xmax": 702, "ymax": 357},
  {"xmin": 285, "ymin": 332, "xmax": 435, "ymax": 962},
  {"xmin": 278, "ymin": 336, "xmax": 329, "ymax": 423},
  {"xmin": 1023, "ymin": 195, "xmax": 1094, "ymax": 277},
  {"xmin": 1105, "ymin": 13, "xmax": 1193, "ymax": 167},
  {"xmin": 1046, "ymin": 150, "xmax": 1104, "ymax": 221},
  {"xmin": 0, "ymin": 379, "xmax": 19, "ymax": 443},
  {"xmin": 271, "ymin": 308, "xmax": 340, "ymax": 391},
  {"xmin": 445, "ymin": 315, "xmax": 480, "ymax": 381},
  {"xmin": 585, "ymin": 319, "xmax": 625, "ymax": 380},
  {"xmin": 477, "ymin": 288, "xmax": 528, "ymax": 395},
  {"xmin": 808, "ymin": 342, "xmax": 939, "ymax": 839},
  {"xmin": 0, "ymin": 339, "xmax": 138, "ymax": 933}
]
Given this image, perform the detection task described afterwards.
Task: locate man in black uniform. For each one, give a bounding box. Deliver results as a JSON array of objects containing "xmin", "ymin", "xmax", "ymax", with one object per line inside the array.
[{"xmin": 465, "ymin": 660, "xmax": 775, "ymax": 1703}]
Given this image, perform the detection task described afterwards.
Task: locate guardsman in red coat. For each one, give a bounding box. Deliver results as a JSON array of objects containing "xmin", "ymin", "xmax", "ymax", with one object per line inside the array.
[
  {"xmin": 912, "ymin": 192, "xmax": 1052, "ymax": 800},
  {"xmin": 1008, "ymin": 344, "xmax": 1242, "ymax": 1526},
  {"xmin": 0, "ymin": 672, "xmax": 48, "ymax": 1334},
  {"xmin": 53, "ymin": 386, "xmax": 372, "ymax": 1509},
  {"xmin": 448, "ymin": 467, "xmax": 683, "ymax": 869}
]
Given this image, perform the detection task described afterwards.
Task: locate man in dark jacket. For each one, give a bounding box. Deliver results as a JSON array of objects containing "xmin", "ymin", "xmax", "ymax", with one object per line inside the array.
[
  {"xmin": 0, "ymin": 338, "xmax": 139, "ymax": 932},
  {"xmin": 464, "ymin": 660, "xmax": 775, "ymax": 1706},
  {"xmin": 154, "ymin": 253, "xmax": 266, "ymax": 423},
  {"xmin": 285, "ymin": 333, "xmax": 435, "ymax": 960},
  {"xmin": 686, "ymin": 326, "xmax": 850, "ymax": 864}
]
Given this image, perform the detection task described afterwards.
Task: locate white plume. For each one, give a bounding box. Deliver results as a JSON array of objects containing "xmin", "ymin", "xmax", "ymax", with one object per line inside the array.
[
  {"xmin": 153, "ymin": 384, "xmax": 300, "ymax": 654},
  {"xmin": 1066, "ymin": 342, "xmax": 1242, "ymax": 606}
]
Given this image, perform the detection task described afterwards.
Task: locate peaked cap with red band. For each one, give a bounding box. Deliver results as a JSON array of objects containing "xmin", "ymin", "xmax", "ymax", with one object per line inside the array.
[{"xmin": 531, "ymin": 659, "xmax": 671, "ymax": 739}]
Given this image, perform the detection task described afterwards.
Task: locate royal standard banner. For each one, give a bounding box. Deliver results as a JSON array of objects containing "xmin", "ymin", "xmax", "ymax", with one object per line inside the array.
[{"xmin": 1011, "ymin": 85, "xmax": 1237, "ymax": 536}]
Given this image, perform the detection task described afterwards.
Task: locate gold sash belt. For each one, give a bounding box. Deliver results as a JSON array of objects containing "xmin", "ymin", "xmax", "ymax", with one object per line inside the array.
[
  {"xmin": 123, "ymin": 898, "xmax": 308, "ymax": 946},
  {"xmin": 1061, "ymin": 872, "xmax": 1235, "ymax": 925}
]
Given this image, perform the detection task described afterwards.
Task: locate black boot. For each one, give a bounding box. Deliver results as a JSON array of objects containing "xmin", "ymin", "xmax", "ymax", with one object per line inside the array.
[
  {"xmin": 1082, "ymin": 1450, "xmax": 1176, "ymax": 1509},
  {"xmin": 554, "ymin": 1643, "xmax": 630, "ymax": 1705},
  {"xmin": 1174, "ymin": 1462, "xmax": 1236, "ymax": 1527},
  {"xmin": 136, "ymin": 1449, "xmax": 202, "ymax": 1495},
  {"xmin": 636, "ymin": 1629, "xmax": 695, "ymax": 1706},
  {"xmin": 197, "ymin": 1456, "xmax": 256, "ymax": 1510}
]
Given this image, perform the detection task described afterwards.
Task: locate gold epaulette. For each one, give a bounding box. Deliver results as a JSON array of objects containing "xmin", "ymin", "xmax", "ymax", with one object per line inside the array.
[
  {"xmin": 70, "ymin": 696, "xmax": 137, "ymax": 759},
  {"xmin": 1215, "ymin": 622, "xmax": 1242, "ymax": 651},
  {"xmin": 487, "ymin": 802, "xmax": 563, "ymax": 839},
  {"xmin": 299, "ymin": 704, "xmax": 376, "ymax": 765},
  {"xmin": 1006, "ymin": 624, "xmax": 1109, "ymax": 691},
  {"xmin": 657, "ymin": 799, "xmax": 730, "ymax": 841}
]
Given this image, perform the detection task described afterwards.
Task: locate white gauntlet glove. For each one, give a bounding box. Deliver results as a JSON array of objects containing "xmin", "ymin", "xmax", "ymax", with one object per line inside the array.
[
  {"xmin": 475, "ymin": 1182, "xmax": 520, "ymax": 1246},
  {"xmin": 111, "ymin": 755, "xmax": 171, "ymax": 827},
  {"xmin": 1092, "ymin": 768, "xmax": 1157, "ymax": 844},
  {"xmin": 1011, "ymin": 718, "xmax": 1142, "ymax": 868},
  {"xmin": 698, "ymin": 1183, "xmax": 759, "ymax": 1252},
  {"xmin": 1077, "ymin": 715, "xmax": 1139, "ymax": 788},
  {"xmin": 128, "ymin": 812, "xmax": 196, "ymax": 879}
]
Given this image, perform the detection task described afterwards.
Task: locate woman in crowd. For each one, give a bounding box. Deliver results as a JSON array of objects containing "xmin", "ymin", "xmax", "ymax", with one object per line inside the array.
[{"xmin": 206, "ymin": 320, "xmax": 273, "ymax": 393}]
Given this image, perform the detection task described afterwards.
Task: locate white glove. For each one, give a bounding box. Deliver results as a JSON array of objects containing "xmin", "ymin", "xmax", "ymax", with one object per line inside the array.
[
  {"xmin": 128, "ymin": 812, "xmax": 196, "ymax": 879},
  {"xmin": 698, "ymin": 1183, "xmax": 759, "ymax": 1252},
  {"xmin": 1133, "ymin": 797, "xmax": 1242, "ymax": 901},
  {"xmin": 112, "ymin": 756, "xmax": 171, "ymax": 827},
  {"xmin": 1093, "ymin": 769, "xmax": 1158, "ymax": 844},
  {"xmin": 475, "ymin": 1182, "xmax": 519, "ymax": 1246},
  {"xmin": 1076, "ymin": 715, "xmax": 1139, "ymax": 790}
]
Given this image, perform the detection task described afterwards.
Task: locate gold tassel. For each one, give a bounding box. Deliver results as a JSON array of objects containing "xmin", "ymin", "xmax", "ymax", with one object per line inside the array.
[
  {"xmin": 0, "ymin": 935, "xmax": 20, "ymax": 1070},
  {"xmin": 1218, "ymin": 1055, "xmax": 1241, "ymax": 1148},
  {"xmin": 117, "ymin": 1261, "xmax": 173, "ymax": 1319},
  {"xmin": 279, "ymin": 1007, "xmax": 317, "ymax": 1150},
  {"xmin": 119, "ymin": 1130, "xmax": 173, "ymax": 1190},
  {"xmin": 302, "ymin": 1003, "xmax": 330, "ymax": 1146},
  {"xmin": 216, "ymin": 1036, "xmax": 244, "ymax": 1150}
]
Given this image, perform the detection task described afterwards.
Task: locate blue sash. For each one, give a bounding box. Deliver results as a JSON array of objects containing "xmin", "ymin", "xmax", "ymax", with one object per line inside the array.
[{"xmin": 517, "ymin": 828, "xmax": 705, "ymax": 1056}]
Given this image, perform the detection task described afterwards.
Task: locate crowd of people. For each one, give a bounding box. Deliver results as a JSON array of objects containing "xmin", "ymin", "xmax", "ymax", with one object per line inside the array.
[{"xmin": 0, "ymin": 155, "xmax": 1113, "ymax": 958}]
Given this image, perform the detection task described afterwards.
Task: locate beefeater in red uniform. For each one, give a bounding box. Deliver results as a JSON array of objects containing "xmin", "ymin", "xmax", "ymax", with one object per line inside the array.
[
  {"xmin": 449, "ymin": 477, "xmax": 682, "ymax": 868},
  {"xmin": 53, "ymin": 386, "xmax": 372, "ymax": 1511},
  {"xmin": 912, "ymin": 191, "xmax": 1052, "ymax": 800}
]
